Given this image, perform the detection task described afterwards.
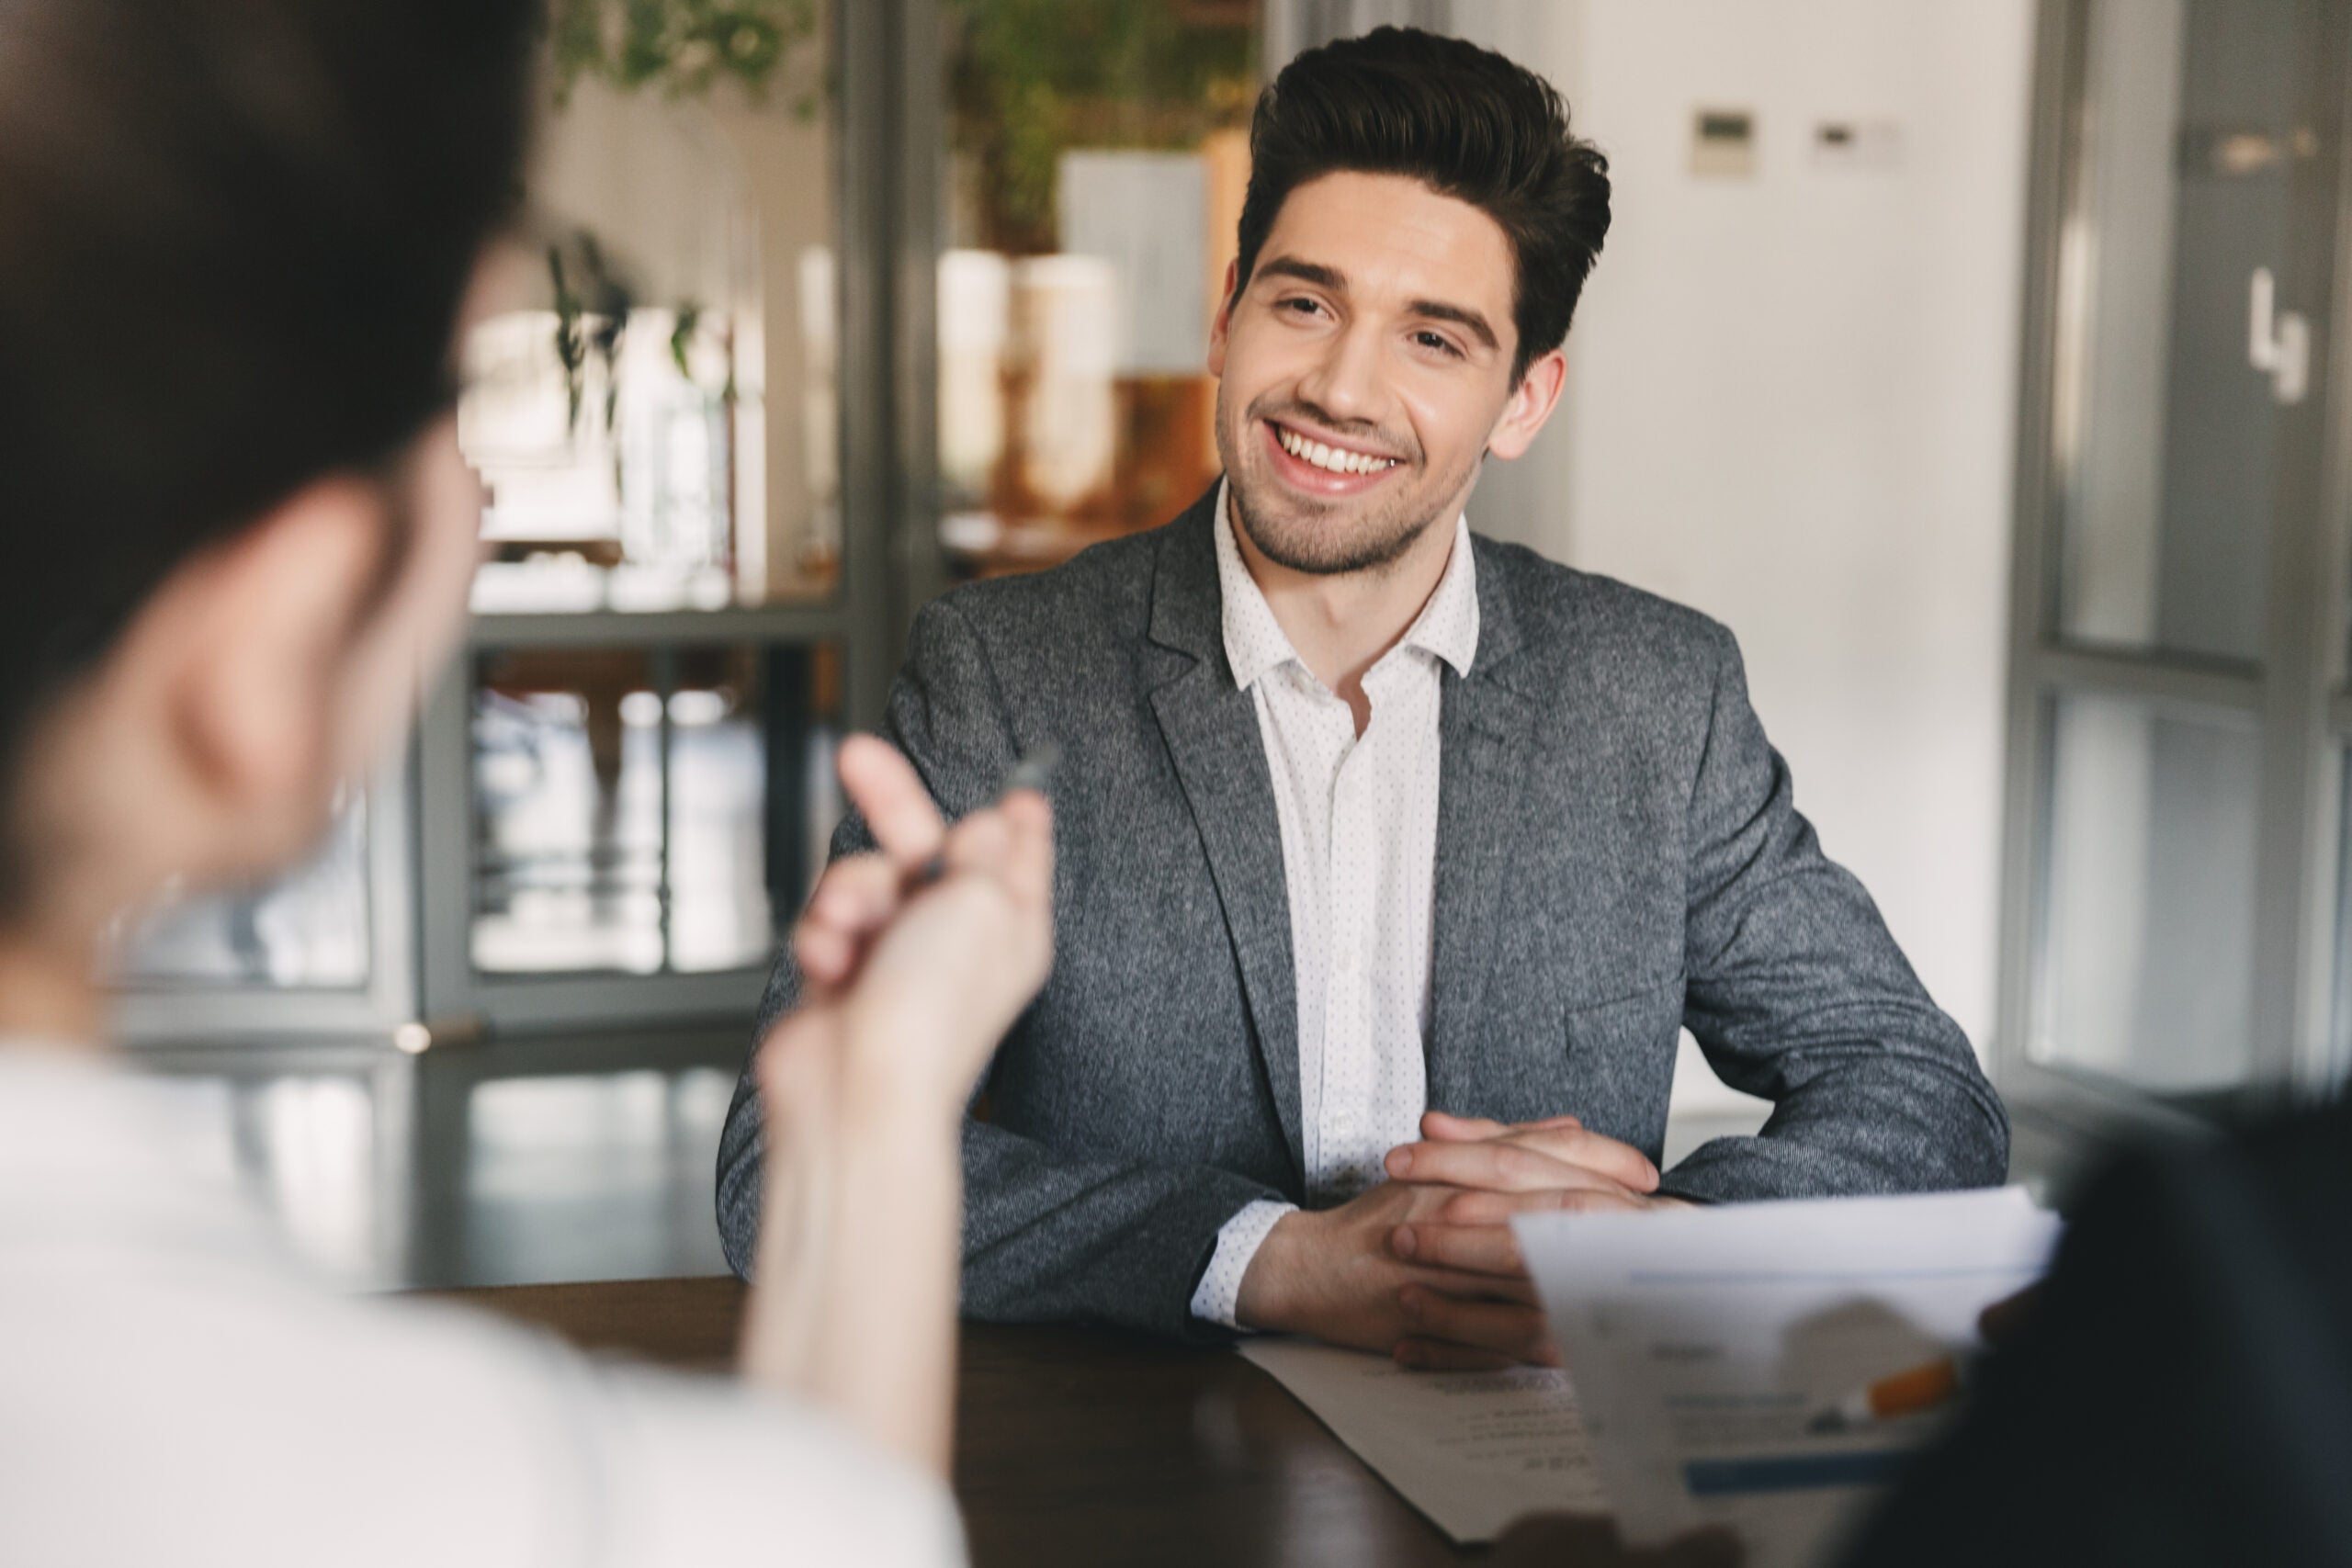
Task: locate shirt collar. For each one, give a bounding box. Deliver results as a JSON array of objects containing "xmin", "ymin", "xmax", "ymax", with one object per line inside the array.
[{"xmin": 1213, "ymin": 478, "xmax": 1481, "ymax": 691}]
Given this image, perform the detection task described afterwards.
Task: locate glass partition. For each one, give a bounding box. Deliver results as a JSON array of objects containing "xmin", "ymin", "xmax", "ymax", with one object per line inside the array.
[
  {"xmin": 469, "ymin": 645, "xmax": 785, "ymax": 978},
  {"xmin": 1999, "ymin": 0, "xmax": 2351, "ymax": 1123},
  {"xmin": 2032, "ymin": 693, "xmax": 2260, "ymax": 1098},
  {"xmin": 934, "ymin": 0, "xmax": 1261, "ymax": 577},
  {"xmin": 2051, "ymin": 0, "xmax": 2304, "ymax": 665}
]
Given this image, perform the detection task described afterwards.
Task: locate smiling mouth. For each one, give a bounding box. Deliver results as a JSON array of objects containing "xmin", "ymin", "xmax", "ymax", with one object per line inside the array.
[{"xmin": 1269, "ymin": 421, "xmax": 1404, "ymax": 477}]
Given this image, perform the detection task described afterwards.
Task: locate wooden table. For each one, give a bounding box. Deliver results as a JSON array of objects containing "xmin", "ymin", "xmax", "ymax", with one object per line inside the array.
[{"xmin": 439, "ymin": 1276, "xmax": 1473, "ymax": 1566}]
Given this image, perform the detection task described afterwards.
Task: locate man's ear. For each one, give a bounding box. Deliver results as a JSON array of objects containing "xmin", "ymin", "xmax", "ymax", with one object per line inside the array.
[
  {"xmin": 1206, "ymin": 257, "xmax": 1241, "ymax": 378},
  {"xmin": 156, "ymin": 477, "xmax": 387, "ymax": 869},
  {"xmin": 1486, "ymin": 347, "xmax": 1568, "ymax": 461}
]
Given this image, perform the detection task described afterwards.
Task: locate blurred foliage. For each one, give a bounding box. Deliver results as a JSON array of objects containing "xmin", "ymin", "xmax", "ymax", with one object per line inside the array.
[
  {"xmin": 548, "ymin": 0, "xmax": 821, "ymax": 112},
  {"xmin": 946, "ymin": 0, "xmax": 1258, "ymax": 254},
  {"xmin": 548, "ymin": 232, "xmax": 633, "ymax": 433}
]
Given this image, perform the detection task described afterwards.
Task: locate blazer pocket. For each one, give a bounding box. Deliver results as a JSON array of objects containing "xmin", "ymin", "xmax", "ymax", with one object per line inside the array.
[{"xmin": 1563, "ymin": 974, "xmax": 1687, "ymax": 1061}]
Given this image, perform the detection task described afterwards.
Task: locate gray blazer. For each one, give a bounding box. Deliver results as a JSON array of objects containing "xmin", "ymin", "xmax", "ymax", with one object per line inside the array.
[{"xmin": 716, "ymin": 485, "xmax": 2008, "ymax": 1341}]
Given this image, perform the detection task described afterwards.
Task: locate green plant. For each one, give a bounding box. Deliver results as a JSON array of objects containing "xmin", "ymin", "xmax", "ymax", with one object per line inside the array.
[
  {"xmin": 945, "ymin": 0, "xmax": 1257, "ymax": 254},
  {"xmin": 548, "ymin": 0, "xmax": 820, "ymax": 110},
  {"xmin": 548, "ymin": 232, "xmax": 634, "ymax": 434}
]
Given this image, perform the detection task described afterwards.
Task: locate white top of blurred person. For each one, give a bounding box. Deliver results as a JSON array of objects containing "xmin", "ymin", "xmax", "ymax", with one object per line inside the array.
[{"xmin": 0, "ymin": 1044, "xmax": 962, "ymax": 1566}]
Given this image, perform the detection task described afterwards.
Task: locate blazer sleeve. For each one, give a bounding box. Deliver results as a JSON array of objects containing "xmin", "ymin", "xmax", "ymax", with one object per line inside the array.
[
  {"xmin": 1658, "ymin": 622, "xmax": 2009, "ymax": 1201},
  {"xmin": 714, "ymin": 595, "xmax": 1283, "ymax": 1342}
]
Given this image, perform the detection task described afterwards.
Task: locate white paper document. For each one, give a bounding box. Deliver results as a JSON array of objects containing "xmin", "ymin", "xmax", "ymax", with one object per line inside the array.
[
  {"xmin": 1238, "ymin": 1337, "xmax": 1610, "ymax": 1543},
  {"xmin": 1516, "ymin": 1188, "xmax": 2062, "ymax": 1568}
]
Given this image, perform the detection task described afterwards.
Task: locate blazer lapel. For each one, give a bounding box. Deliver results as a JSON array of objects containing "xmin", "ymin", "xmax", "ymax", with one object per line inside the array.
[
  {"xmin": 1429, "ymin": 544, "xmax": 1537, "ymax": 1108},
  {"xmin": 1145, "ymin": 491, "xmax": 1306, "ymax": 1187}
]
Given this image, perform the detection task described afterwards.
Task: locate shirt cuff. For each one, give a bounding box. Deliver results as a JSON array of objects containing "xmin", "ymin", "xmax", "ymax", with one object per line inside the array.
[{"xmin": 1187, "ymin": 1198, "xmax": 1296, "ymax": 1331}]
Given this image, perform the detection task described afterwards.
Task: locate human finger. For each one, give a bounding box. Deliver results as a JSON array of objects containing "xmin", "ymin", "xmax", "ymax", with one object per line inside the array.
[
  {"xmin": 1420, "ymin": 1109, "xmax": 1581, "ymax": 1142},
  {"xmin": 1437, "ymin": 1187, "xmax": 1657, "ymax": 1225},
  {"xmin": 1499, "ymin": 1123, "xmax": 1660, "ymax": 1191},
  {"xmin": 790, "ymin": 855, "xmax": 913, "ymax": 990},
  {"xmin": 1396, "ymin": 1283, "xmax": 1557, "ymax": 1365},
  {"xmin": 836, "ymin": 734, "xmax": 947, "ymax": 868},
  {"xmin": 1391, "ymin": 1220, "xmax": 1522, "ymax": 1277},
  {"xmin": 1385, "ymin": 1138, "xmax": 1645, "ymax": 1197},
  {"xmin": 940, "ymin": 801, "xmax": 1012, "ymax": 880},
  {"xmin": 993, "ymin": 789, "xmax": 1055, "ymax": 912},
  {"xmin": 1392, "ymin": 1125, "xmax": 1657, "ymax": 1193},
  {"xmin": 1402, "ymin": 1263, "xmax": 1540, "ymax": 1307},
  {"xmin": 1393, "ymin": 1337, "xmax": 1514, "ymax": 1372}
]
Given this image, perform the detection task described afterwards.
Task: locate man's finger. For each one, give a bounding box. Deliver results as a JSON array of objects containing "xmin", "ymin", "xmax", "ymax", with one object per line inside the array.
[
  {"xmin": 836, "ymin": 734, "xmax": 948, "ymax": 867},
  {"xmin": 1385, "ymin": 1137, "xmax": 1643, "ymax": 1197},
  {"xmin": 1439, "ymin": 1187, "xmax": 1655, "ymax": 1225},
  {"xmin": 1500, "ymin": 1124, "xmax": 1660, "ymax": 1192},
  {"xmin": 1401, "ymin": 1263, "xmax": 1540, "ymax": 1306},
  {"xmin": 1396, "ymin": 1284, "xmax": 1557, "ymax": 1365},
  {"xmin": 1421, "ymin": 1109, "xmax": 1582, "ymax": 1143},
  {"xmin": 1392, "ymin": 1221, "xmax": 1522, "ymax": 1277},
  {"xmin": 1394, "ymin": 1337, "xmax": 1514, "ymax": 1372}
]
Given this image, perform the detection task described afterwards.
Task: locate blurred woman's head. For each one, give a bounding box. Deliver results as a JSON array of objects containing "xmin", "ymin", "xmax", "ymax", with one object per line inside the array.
[{"xmin": 0, "ymin": 0, "xmax": 534, "ymax": 949}]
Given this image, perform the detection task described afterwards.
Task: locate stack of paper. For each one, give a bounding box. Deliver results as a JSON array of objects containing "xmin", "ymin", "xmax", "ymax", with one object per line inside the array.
[{"xmin": 1515, "ymin": 1188, "xmax": 2061, "ymax": 1568}]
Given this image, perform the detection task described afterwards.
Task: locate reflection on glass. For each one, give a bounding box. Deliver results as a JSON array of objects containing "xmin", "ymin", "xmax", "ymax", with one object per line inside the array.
[
  {"xmin": 458, "ymin": 42, "xmax": 844, "ymax": 608},
  {"xmin": 470, "ymin": 648, "xmax": 776, "ymax": 976},
  {"xmin": 117, "ymin": 794, "xmax": 371, "ymax": 989},
  {"xmin": 2054, "ymin": 0, "xmax": 2300, "ymax": 662},
  {"xmin": 454, "ymin": 1067, "xmax": 735, "ymax": 1286},
  {"xmin": 2034, "ymin": 692, "xmax": 2259, "ymax": 1093},
  {"xmin": 939, "ymin": 0, "xmax": 1259, "ymax": 576},
  {"xmin": 235, "ymin": 1076, "xmax": 386, "ymax": 1286}
]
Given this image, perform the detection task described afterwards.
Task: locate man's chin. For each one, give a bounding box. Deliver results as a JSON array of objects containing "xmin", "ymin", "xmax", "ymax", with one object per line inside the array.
[{"xmin": 1232, "ymin": 485, "xmax": 1433, "ymax": 578}]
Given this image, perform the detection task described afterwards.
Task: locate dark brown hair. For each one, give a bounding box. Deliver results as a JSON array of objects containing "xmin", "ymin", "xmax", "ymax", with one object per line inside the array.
[
  {"xmin": 0, "ymin": 0, "xmax": 535, "ymax": 907},
  {"xmin": 1232, "ymin": 26, "xmax": 1611, "ymax": 381}
]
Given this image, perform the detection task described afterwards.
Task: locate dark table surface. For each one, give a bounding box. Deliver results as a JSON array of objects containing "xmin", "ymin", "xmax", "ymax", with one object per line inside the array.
[{"xmin": 436, "ymin": 1276, "xmax": 1477, "ymax": 1566}]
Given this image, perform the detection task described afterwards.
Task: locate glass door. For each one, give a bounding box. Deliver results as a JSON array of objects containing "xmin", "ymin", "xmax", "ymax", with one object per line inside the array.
[{"xmin": 2000, "ymin": 0, "xmax": 2352, "ymax": 1124}]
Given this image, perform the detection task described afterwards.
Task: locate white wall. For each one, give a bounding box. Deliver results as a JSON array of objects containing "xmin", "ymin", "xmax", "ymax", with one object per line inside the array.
[{"xmin": 1462, "ymin": 1, "xmax": 2037, "ymax": 1110}]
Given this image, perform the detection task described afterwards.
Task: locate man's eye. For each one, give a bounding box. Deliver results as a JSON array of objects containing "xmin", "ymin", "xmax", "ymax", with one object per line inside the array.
[
  {"xmin": 1280, "ymin": 297, "xmax": 1321, "ymax": 316},
  {"xmin": 1415, "ymin": 331, "xmax": 1463, "ymax": 357}
]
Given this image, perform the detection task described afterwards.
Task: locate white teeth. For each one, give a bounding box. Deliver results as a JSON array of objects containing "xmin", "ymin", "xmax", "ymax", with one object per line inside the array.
[{"xmin": 1276, "ymin": 425, "xmax": 1395, "ymax": 476}]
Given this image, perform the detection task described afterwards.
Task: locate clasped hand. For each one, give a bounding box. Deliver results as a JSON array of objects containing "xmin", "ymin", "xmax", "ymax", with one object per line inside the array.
[{"xmin": 1236, "ymin": 1110, "xmax": 1685, "ymax": 1369}]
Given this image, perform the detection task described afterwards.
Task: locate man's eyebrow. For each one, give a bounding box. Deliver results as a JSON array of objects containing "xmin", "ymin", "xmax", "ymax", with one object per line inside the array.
[
  {"xmin": 1407, "ymin": 299, "xmax": 1499, "ymax": 352},
  {"xmin": 1257, "ymin": 256, "xmax": 1347, "ymax": 293}
]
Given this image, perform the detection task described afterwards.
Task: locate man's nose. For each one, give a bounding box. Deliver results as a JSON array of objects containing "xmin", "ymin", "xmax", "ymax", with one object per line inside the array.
[{"xmin": 1295, "ymin": 321, "xmax": 1387, "ymax": 427}]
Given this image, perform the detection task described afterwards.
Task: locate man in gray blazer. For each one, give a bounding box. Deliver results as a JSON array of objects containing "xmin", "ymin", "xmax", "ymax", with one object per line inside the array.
[{"xmin": 718, "ymin": 27, "xmax": 2006, "ymax": 1363}]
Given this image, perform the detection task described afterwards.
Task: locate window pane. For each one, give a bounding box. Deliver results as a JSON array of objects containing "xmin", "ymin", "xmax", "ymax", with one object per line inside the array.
[
  {"xmin": 471, "ymin": 645, "xmax": 824, "ymax": 977},
  {"xmin": 2052, "ymin": 0, "xmax": 2302, "ymax": 663},
  {"xmin": 115, "ymin": 794, "xmax": 371, "ymax": 990},
  {"xmin": 2032, "ymin": 692, "xmax": 2259, "ymax": 1094},
  {"xmin": 460, "ymin": 23, "xmax": 840, "ymax": 609},
  {"xmin": 937, "ymin": 0, "xmax": 1261, "ymax": 577}
]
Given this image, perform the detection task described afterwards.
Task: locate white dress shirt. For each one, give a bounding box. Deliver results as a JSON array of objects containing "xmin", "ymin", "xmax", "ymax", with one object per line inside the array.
[
  {"xmin": 1188, "ymin": 485, "xmax": 1480, "ymax": 1329},
  {"xmin": 0, "ymin": 1043, "xmax": 964, "ymax": 1568}
]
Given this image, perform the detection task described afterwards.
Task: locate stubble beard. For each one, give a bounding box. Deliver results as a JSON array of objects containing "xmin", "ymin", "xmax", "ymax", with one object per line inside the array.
[{"xmin": 1216, "ymin": 387, "xmax": 1471, "ymax": 578}]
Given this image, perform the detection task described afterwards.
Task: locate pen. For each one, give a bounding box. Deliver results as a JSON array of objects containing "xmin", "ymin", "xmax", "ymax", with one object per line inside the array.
[
  {"xmin": 917, "ymin": 743, "xmax": 1060, "ymax": 884},
  {"xmin": 1805, "ymin": 1354, "xmax": 1964, "ymax": 1434}
]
